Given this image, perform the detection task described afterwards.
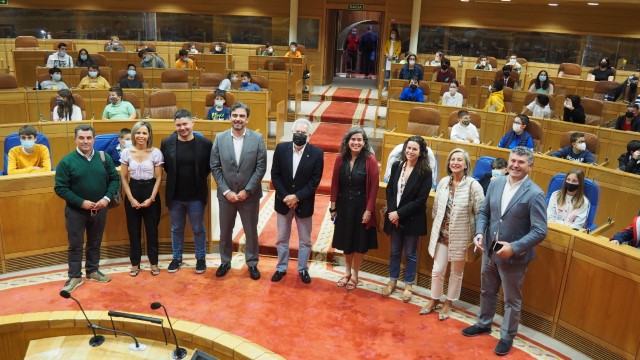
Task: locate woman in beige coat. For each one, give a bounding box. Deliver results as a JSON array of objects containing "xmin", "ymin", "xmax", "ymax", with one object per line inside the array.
[{"xmin": 420, "ymin": 148, "xmax": 484, "ymax": 320}]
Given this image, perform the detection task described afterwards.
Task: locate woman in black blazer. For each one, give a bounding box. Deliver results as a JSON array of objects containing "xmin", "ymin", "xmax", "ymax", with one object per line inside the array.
[{"xmin": 381, "ymin": 135, "xmax": 433, "ymax": 302}]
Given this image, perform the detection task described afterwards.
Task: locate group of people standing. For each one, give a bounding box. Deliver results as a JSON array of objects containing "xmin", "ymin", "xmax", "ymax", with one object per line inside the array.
[{"xmin": 343, "ymin": 25, "xmax": 378, "ymax": 78}]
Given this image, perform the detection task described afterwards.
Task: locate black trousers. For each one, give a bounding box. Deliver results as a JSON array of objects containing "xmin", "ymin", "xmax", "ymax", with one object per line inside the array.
[
  {"xmin": 346, "ymin": 51, "xmax": 357, "ymax": 72},
  {"xmin": 361, "ymin": 51, "xmax": 375, "ymax": 76},
  {"xmin": 125, "ymin": 179, "xmax": 161, "ymax": 266},
  {"xmin": 65, "ymin": 205, "xmax": 107, "ymax": 278}
]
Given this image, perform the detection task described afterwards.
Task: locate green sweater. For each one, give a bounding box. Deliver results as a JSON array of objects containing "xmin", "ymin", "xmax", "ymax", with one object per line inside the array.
[{"xmin": 54, "ymin": 150, "xmax": 120, "ymax": 209}]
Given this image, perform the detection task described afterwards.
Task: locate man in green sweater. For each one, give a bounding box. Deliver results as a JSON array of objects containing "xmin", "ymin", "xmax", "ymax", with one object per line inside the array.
[{"xmin": 54, "ymin": 124, "xmax": 120, "ymax": 293}]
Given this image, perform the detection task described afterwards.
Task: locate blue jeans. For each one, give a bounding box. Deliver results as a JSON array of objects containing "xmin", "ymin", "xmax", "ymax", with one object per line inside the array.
[
  {"xmin": 384, "ymin": 70, "xmax": 390, "ymax": 88},
  {"xmin": 389, "ymin": 227, "xmax": 419, "ymax": 284},
  {"xmin": 168, "ymin": 200, "xmax": 207, "ymax": 260}
]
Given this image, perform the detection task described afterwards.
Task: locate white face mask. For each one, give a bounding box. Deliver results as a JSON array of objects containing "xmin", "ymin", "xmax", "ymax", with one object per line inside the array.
[
  {"xmin": 409, "ymin": 60, "xmax": 415, "ymax": 66},
  {"xmin": 88, "ymin": 71, "xmax": 98, "ymax": 78},
  {"xmin": 124, "ymin": 140, "xmax": 132, "ymax": 148},
  {"xmin": 512, "ymin": 123, "xmax": 522, "ymax": 132},
  {"xmin": 576, "ymin": 143, "xmax": 587, "ymax": 151},
  {"xmin": 214, "ymin": 100, "xmax": 225, "ymax": 108},
  {"xmin": 449, "ymin": 88, "xmax": 457, "ymax": 95},
  {"xmin": 290, "ymin": 47, "xmax": 296, "ymax": 52},
  {"xmin": 509, "ymin": 58, "xmax": 517, "ymax": 64},
  {"xmin": 390, "ymin": 34, "xmax": 396, "ymax": 40},
  {"xmin": 215, "ymin": 46, "xmax": 221, "ymax": 52}
]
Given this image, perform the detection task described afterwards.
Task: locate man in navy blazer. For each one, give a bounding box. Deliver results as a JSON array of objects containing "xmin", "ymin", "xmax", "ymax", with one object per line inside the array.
[
  {"xmin": 210, "ymin": 102, "xmax": 267, "ymax": 280},
  {"xmin": 462, "ymin": 146, "xmax": 547, "ymax": 356},
  {"xmin": 270, "ymin": 118, "xmax": 324, "ymax": 284}
]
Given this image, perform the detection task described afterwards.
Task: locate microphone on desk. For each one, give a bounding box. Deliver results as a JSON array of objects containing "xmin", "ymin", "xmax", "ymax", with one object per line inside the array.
[
  {"xmin": 151, "ymin": 302, "xmax": 187, "ymax": 359},
  {"xmin": 59, "ymin": 290, "xmax": 105, "ymax": 347}
]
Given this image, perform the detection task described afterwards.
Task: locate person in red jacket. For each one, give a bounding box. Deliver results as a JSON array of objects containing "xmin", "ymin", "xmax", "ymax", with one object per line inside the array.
[{"xmin": 343, "ymin": 27, "xmax": 360, "ymax": 76}]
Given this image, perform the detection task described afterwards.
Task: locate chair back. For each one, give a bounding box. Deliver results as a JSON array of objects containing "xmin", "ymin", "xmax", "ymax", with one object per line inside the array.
[
  {"xmin": 558, "ymin": 63, "xmax": 582, "ymax": 79},
  {"xmin": 49, "ymin": 94, "xmax": 87, "ymax": 119},
  {"xmin": 148, "ymin": 91, "xmax": 177, "ymax": 119},
  {"xmin": 581, "ymin": 98, "xmax": 604, "ymax": 126},
  {"xmin": 204, "ymin": 92, "xmax": 236, "ymax": 117},
  {"xmin": 503, "ymin": 87, "xmax": 514, "ymax": 112},
  {"xmin": 123, "ymin": 92, "xmax": 142, "ymax": 119},
  {"xmin": 264, "ymin": 58, "xmax": 286, "ymax": 71},
  {"xmin": 545, "ymin": 173, "xmax": 599, "ymax": 230},
  {"xmin": 448, "ymin": 110, "xmax": 481, "ymax": 137},
  {"xmin": 37, "ymin": 73, "xmax": 51, "ymax": 85},
  {"xmin": 93, "ymin": 53, "xmax": 108, "ymax": 67},
  {"xmin": 559, "ymin": 131, "xmax": 599, "ymax": 154},
  {"xmin": 198, "ymin": 73, "xmax": 224, "ymax": 89},
  {"xmin": 117, "ymin": 69, "xmax": 145, "ymax": 83},
  {"xmin": 160, "ymin": 69, "xmax": 189, "ymax": 89},
  {"xmin": 406, "ymin": 107, "xmax": 439, "ymax": 137},
  {"xmin": 182, "ymin": 42, "xmax": 204, "ymax": 53},
  {"xmin": 472, "ymin": 156, "xmax": 496, "ymax": 181},
  {"xmin": 53, "ymin": 40, "xmax": 74, "ymax": 50},
  {"xmin": 3, "ymin": 132, "xmax": 53, "ymax": 175},
  {"xmin": 296, "ymin": 45, "xmax": 305, "ymax": 55},
  {"xmin": 0, "ymin": 74, "xmax": 18, "ymax": 90},
  {"xmin": 527, "ymin": 119, "xmax": 543, "ymax": 150},
  {"xmin": 252, "ymin": 75, "xmax": 269, "ymax": 90},
  {"xmin": 15, "ymin": 36, "xmax": 38, "ymax": 50},
  {"xmin": 93, "ymin": 134, "xmax": 120, "ymax": 155},
  {"xmin": 592, "ymin": 81, "xmax": 620, "ymax": 101}
]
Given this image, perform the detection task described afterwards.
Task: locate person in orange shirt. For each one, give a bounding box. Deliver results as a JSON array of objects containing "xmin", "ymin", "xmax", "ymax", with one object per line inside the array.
[
  {"xmin": 7, "ymin": 125, "xmax": 51, "ymax": 175},
  {"xmin": 284, "ymin": 42, "xmax": 302, "ymax": 58},
  {"xmin": 174, "ymin": 49, "xmax": 195, "ymax": 69}
]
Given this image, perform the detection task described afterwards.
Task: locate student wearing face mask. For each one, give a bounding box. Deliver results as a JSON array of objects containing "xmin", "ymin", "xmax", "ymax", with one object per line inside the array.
[
  {"xmin": 102, "ymin": 86, "xmax": 136, "ymax": 120},
  {"xmin": 435, "ymin": 58, "xmax": 455, "ymax": 83},
  {"xmin": 53, "ymin": 89, "xmax": 83, "ymax": 121},
  {"xmin": 550, "ymin": 132, "xmax": 595, "ymax": 164},
  {"xmin": 119, "ymin": 64, "xmax": 143, "ymax": 89},
  {"xmin": 429, "ymin": 51, "xmax": 444, "ymax": 67},
  {"xmin": 399, "ymin": 77, "xmax": 424, "ymax": 103},
  {"xmin": 76, "ymin": 49, "xmax": 97, "ymax": 68},
  {"xmin": 474, "ymin": 56, "xmax": 493, "ymax": 71},
  {"xmin": 547, "ymin": 169, "xmax": 590, "ymax": 230},
  {"xmin": 483, "ymin": 80, "xmax": 506, "ymax": 113},
  {"xmin": 614, "ymin": 104, "xmax": 640, "ymax": 132},
  {"xmin": 563, "ymin": 95, "xmax": 586, "ymax": 124},
  {"xmin": 343, "ymin": 28, "xmax": 360, "ymax": 76},
  {"xmin": 521, "ymin": 94, "xmax": 552, "ymax": 119},
  {"xmin": 497, "ymin": 114, "xmax": 533, "ymax": 149},
  {"xmin": 478, "ymin": 158, "xmax": 508, "ymax": 195},
  {"xmin": 238, "ymin": 72, "xmax": 261, "ymax": 91},
  {"xmin": 618, "ymin": 140, "xmax": 640, "ymax": 175},
  {"xmin": 399, "ymin": 53, "xmax": 423, "ymax": 81},
  {"xmin": 7, "ymin": 125, "xmax": 52, "ymax": 175},
  {"xmin": 261, "ymin": 42, "xmax": 276, "ymax": 56},
  {"xmin": 219, "ymin": 71, "xmax": 238, "ymax": 91},
  {"xmin": 285, "ymin": 41, "xmax": 302, "ymax": 58},
  {"xmin": 188, "ymin": 43, "xmax": 199, "ymax": 54},
  {"xmin": 107, "ymin": 128, "xmax": 132, "ymax": 167},
  {"xmin": 211, "ymin": 42, "xmax": 225, "ymax": 54},
  {"xmin": 105, "ymin": 36, "xmax": 125, "ymax": 52},
  {"xmin": 506, "ymin": 54, "xmax": 522, "ymax": 73},
  {"xmin": 528, "ymin": 70, "xmax": 554, "ymax": 94},
  {"xmin": 46, "ymin": 43, "xmax": 74, "ymax": 68},
  {"xmin": 441, "ymin": 80, "xmax": 463, "ymax": 107},
  {"xmin": 206, "ymin": 90, "xmax": 231, "ymax": 120},
  {"xmin": 497, "ymin": 65, "xmax": 516, "ymax": 89},
  {"xmin": 138, "ymin": 49, "xmax": 166, "ymax": 69},
  {"xmin": 40, "ymin": 67, "xmax": 69, "ymax": 90},
  {"xmin": 382, "ymin": 29, "xmax": 401, "ymax": 91},
  {"xmin": 587, "ymin": 57, "xmax": 615, "ymax": 82},
  {"xmin": 174, "ymin": 49, "xmax": 196, "ymax": 70},
  {"xmin": 78, "ymin": 65, "xmax": 110, "ymax": 89},
  {"xmin": 450, "ymin": 110, "xmax": 480, "ymax": 144}
]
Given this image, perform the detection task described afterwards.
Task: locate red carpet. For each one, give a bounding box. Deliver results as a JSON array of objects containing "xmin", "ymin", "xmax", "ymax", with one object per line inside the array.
[
  {"xmin": 318, "ymin": 153, "xmax": 337, "ymax": 195},
  {"xmin": 321, "ymin": 86, "xmax": 373, "ymax": 104},
  {"xmin": 0, "ymin": 259, "xmax": 563, "ymax": 360},
  {"xmin": 312, "ymin": 123, "xmax": 351, "ymax": 153},
  {"xmin": 309, "ymin": 101, "xmax": 368, "ymax": 125}
]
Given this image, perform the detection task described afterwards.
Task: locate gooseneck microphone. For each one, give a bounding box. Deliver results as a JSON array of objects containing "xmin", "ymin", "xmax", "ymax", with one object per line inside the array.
[
  {"xmin": 60, "ymin": 290, "xmax": 105, "ymax": 347},
  {"xmin": 151, "ymin": 302, "xmax": 187, "ymax": 359}
]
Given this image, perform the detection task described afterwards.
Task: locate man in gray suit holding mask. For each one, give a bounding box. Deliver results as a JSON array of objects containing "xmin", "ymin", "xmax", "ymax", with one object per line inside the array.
[
  {"xmin": 210, "ymin": 102, "xmax": 267, "ymax": 280},
  {"xmin": 462, "ymin": 146, "xmax": 547, "ymax": 356}
]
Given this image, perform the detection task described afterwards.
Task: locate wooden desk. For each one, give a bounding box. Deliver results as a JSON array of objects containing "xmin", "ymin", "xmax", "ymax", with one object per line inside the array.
[
  {"xmin": 192, "ymin": 54, "xmax": 233, "ymax": 75},
  {"xmin": 138, "ymin": 68, "xmax": 203, "ymax": 89},
  {"xmin": 247, "ymin": 56, "xmax": 307, "ymax": 96},
  {"xmin": 13, "ymin": 50, "xmax": 77, "ymax": 87}
]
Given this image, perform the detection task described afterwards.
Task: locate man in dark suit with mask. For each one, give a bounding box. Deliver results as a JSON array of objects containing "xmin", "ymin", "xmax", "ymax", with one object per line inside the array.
[{"xmin": 270, "ymin": 118, "xmax": 324, "ymax": 284}]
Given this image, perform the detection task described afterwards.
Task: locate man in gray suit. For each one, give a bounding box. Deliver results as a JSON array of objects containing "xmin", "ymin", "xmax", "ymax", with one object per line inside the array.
[
  {"xmin": 210, "ymin": 102, "xmax": 267, "ymax": 280},
  {"xmin": 462, "ymin": 146, "xmax": 547, "ymax": 356}
]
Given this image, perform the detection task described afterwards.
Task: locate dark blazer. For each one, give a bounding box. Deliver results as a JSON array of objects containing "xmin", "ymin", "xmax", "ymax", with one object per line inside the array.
[
  {"xmin": 384, "ymin": 161, "xmax": 433, "ymax": 236},
  {"xmin": 271, "ymin": 141, "xmax": 324, "ymax": 218},
  {"xmin": 160, "ymin": 133, "xmax": 213, "ymax": 207},
  {"xmin": 497, "ymin": 75, "xmax": 517, "ymax": 89},
  {"xmin": 476, "ymin": 176, "xmax": 547, "ymax": 265}
]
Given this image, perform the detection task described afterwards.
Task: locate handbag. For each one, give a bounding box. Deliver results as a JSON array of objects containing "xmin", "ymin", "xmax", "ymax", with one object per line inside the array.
[
  {"xmin": 99, "ymin": 151, "xmax": 122, "ymax": 208},
  {"xmin": 465, "ymin": 182, "xmax": 481, "ymax": 263}
]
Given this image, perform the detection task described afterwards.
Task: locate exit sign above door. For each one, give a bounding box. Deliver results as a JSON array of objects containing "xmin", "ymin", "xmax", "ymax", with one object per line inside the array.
[{"xmin": 347, "ymin": 4, "xmax": 364, "ymax": 10}]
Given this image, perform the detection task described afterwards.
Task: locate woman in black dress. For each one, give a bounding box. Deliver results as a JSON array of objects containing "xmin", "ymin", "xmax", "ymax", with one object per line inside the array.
[{"xmin": 330, "ymin": 128, "xmax": 379, "ymax": 290}]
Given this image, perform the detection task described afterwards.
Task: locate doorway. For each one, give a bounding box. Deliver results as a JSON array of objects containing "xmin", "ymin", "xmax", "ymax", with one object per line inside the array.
[{"xmin": 323, "ymin": 9, "xmax": 383, "ymax": 86}]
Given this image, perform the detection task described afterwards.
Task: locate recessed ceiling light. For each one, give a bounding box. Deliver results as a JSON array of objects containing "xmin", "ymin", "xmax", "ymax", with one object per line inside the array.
[
  {"xmin": 587, "ymin": 2, "xmax": 599, "ymax": 5},
  {"xmin": 460, "ymin": 0, "xmax": 469, "ymax": 2},
  {"xmin": 501, "ymin": 0, "xmax": 511, "ymax": 2},
  {"xmin": 549, "ymin": 3, "xmax": 558, "ymax": 6}
]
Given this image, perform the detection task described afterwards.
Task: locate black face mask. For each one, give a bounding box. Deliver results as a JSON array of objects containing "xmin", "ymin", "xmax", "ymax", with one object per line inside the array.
[
  {"xmin": 600, "ymin": 62, "xmax": 607, "ymax": 67},
  {"xmin": 292, "ymin": 133, "xmax": 307, "ymax": 146},
  {"xmin": 565, "ymin": 182, "xmax": 579, "ymax": 192},
  {"xmin": 441, "ymin": 64, "xmax": 449, "ymax": 70},
  {"xmin": 503, "ymin": 71, "xmax": 511, "ymax": 77},
  {"xmin": 626, "ymin": 111, "xmax": 635, "ymax": 118},
  {"xmin": 409, "ymin": 84, "xmax": 418, "ymax": 90}
]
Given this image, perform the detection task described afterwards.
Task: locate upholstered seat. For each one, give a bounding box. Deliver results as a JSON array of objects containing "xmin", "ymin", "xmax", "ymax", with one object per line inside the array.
[
  {"xmin": 198, "ymin": 73, "xmax": 224, "ymax": 90},
  {"xmin": 160, "ymin": 69, "xmax": 189, "ymax": 89},
  {"xmin": 406, "ymin": 107, "xmax": 439, "ymax": 137},
  {"xmin": 148, "ymin": 91, "xmax": 177, "ymax": 119},
  {"xmin": 447, "ymin": 110, "xmax": 481, "ymax": 138}
]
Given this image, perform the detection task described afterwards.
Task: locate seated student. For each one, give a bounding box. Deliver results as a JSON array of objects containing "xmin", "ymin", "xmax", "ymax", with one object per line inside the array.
[
  {"xmin": 399, "ymin": 77, "xmax": 424, "ymax": 103},
  {"xmin": 474, "ymin": 55, "xmax": 493, "ymax": 71},
  {"xmin": 435, "ymin": 58, "xmax": 455, "ymax": 83},
  {"xmin": 550, "ymin": 132, "xmax": 595, "ymax": 164},
  {"xmin": 398, "ymin": 51, "xmax": 411, "ymax": 65},
  {"xmin": 119, "ymin": 64, "xmax": 143, "ymax": 89},
  {"xmin": 507, "ymin": 54, "xmax": 522, "ymax": 73},
  {"xmin": 102, "ymin": 86, "xmax": 136, "ymax": 120},
  {"xmin": 46, "ymin": 42, "xmax": 73, "ymax": 68},
  {"xmin": 188, "ymin": 43, "xmax": 199, "ymax": 54},
  {"xmin": 441, "ymin": 80, "xmax": 463, "ymax": 107},
  {"xmin": 40, "ymin": 67, "xmax": 69, "ymax": 90},
  {"xmin": 498, "ymin": 114, "xmax": 534, "ymax": 149},
  {"xmin": 218, "ymin": 71, "xmax": 237, "ymax": 91},
  {"xmin": 206, "ymin": 90, "xmax": 231, "ymax": 120},
  {"xmin": 427, "ymin": 51, "xmax": 443, "ymax": 66},
  {"xmin": 174, "ymin": 49, "xmax": 195, "ymax": 69},
  {"xmin": 450, "ymin": 110, "xmax": 480, "ymax": 144},
  {"xmin": 238, "ymin": 72, "xmax": 261, "ymax": 91},
  {"xmin": 483, "ymin": 80, "xmax": 506, "ymax": 112},
  {"xmin": 610, "ymin": 216, "xmax": 640, "ymax": 247},
  {"xmin": 528, "ymin": 70, "xmax": 554, "ymax": 94},
  {"xmin": 139, "ymin": 49, "xmax": 166, "ymax": 69},
  {"xmin": 7, "ymin": 125, "xmax": 52, "ymax": 175},
  {"xmin": 212, "ymin": 42, "xmax": 225, "ymax": 54},
  {"xmin": 547, "ymin": 169, "xmax": 590, "ymax": 230},
  {"xmin": 383, "ymin": 142, "xmax": 437, "ymax": 183},
  {"xmin": 587, "ymin": 57, "xmax": 615, "ymax": 82},
  {"xmin": 522, "ymin": 93, "xmax": 552, "ymax": 119},
  {"xmin": 261, "ymin": 42, "xmax": 276, "ymax": 56},
  {"xmin": 399, "ymin": 53, "xmax": 423, "ymax": 81},
  {"xmin": 285, "ymin": 42, "xmax": 302, "ymax": 58},
  {"xmin": 478, "ymin": 157, "xmax": 508, "ymax": 195},
  {"xmin": 615, "ymin": 104, "xmax": 640, "ymax": 132},
  {"xmin": 136, "ymin": 42, "xmax": 154, "ymax": 53},
  {"xmin": 563, "ymin": 94, "xmax": 586, "ymax": 124},
  {"xmin": 105, "ymin": 36, "xmax": 125, "ymax": 52},
  {"xmin": 77, "ymin": 65, "xmax": 110, "ymax": 89},
  {"xmin": 107, "ymin": 128, "xmax": 131, "ymax": 167},
  {"xmin": 76, "ymin": 48, "xmax": 97, "ymax": 68},
  {"xmin": 618, "ymin": 140, "xmax": 640, "ymax": 175},
  {"xmin": 497, "ymin": 65, "xmax": 517, "ymax": 89},
  {"xmin": 53, "ymin": 89, "xmax": 83, "ymax": 121}
]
